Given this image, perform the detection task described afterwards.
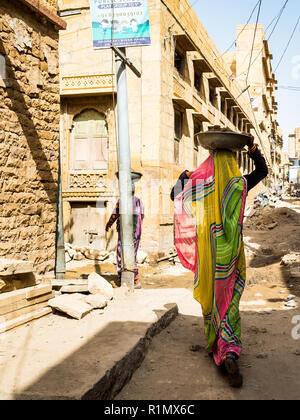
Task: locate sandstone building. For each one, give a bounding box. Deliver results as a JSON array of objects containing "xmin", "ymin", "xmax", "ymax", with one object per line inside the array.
[
  {"xmin": 0, "ymin": 0, "xmax": 66, "ymax": 273},
  {"xmin": 224, "ymin": 24, "xmax": 283, "ymax": 185},
  {"xmin": 289, "ymin": 128, "xmax": 300, "ymax": 159},
  {"xmin": 58, "ymin": 0, "xmax": 281, "ymax": 259}
]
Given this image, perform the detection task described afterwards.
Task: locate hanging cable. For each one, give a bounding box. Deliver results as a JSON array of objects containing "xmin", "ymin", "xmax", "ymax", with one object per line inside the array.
[
  {"xmin": 274, "ymin": 14, "xmax": 300, "ymax": 72},
  {"xmin": 216, "ymin": 0, "xmax": 261, "ymax": 61},
  {"xmin": 245, "ymin": 0, "xmax": 263, "ymax": 85},
  {"xmin": 240, "ymin": 0, "xmax": 289, "ymax": 80}
]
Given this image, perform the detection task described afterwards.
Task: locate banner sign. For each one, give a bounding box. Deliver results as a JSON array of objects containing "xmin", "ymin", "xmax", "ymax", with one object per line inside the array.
[{"xmin": 90, "ymin": 0, "xmax": 151, "ymax": 49}]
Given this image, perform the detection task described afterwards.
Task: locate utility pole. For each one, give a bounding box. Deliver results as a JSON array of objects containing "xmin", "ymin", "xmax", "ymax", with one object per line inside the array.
[
  {"xmin": 55, "ymin": 117, "xmax": 66, "ymax": 280},
  {"xmin": 113, "ymin": 45, "xmax": 141, "ymax": 292}
]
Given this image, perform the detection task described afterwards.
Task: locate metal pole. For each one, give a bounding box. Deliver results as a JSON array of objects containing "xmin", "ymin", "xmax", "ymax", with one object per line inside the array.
[
  {"xmin": 115, "ymin": 47, "xmax": 135, "ymax": 292},
  {"xmin": 55, "ymin": 114, "xmax": 66, "ymax": 280}
]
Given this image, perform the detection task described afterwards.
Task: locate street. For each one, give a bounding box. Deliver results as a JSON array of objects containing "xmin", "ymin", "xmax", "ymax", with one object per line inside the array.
[{"xmin": 114, "ymin": 197, "xmax": 300, "ymax": 400}]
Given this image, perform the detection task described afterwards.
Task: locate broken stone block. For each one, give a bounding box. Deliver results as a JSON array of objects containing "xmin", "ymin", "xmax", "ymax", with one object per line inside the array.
[
  {"xmin": 61, "ymin": 285, "xmax": 89, "ymax": 293},
  {"xmin": 0, "ymin": 259, "xmax": 34, "ymax": 276},
  {"xmin": 88, "ymin": 272, "xmax": 114, "ymax": 299},
  {"xmin": 48, "ymin": 294, "xmax": 93, "ymax": 319},
  {"xmin": 85, "ymin": 294, "xmax": 107, "ymax": 309}
]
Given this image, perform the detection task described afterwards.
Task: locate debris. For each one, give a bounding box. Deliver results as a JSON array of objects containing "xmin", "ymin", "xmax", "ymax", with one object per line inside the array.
[
  {"xmin": 284, "ymin": 300, "xmax": 297, "ymax": 308},
  {"xmin": 85, "ymin": 294, "xmax": 107, "ymax": 309},
  {"xmin": 87, "ymin": 272, "xmax": 114, "ymax": 299},
  {"xmin": 267, "ymin": 222, "xmax": 278, "ymax": 230},
  {"xmin": 254, "ymin": 193, "xmax": 269, "ymax": 208},
  {"xmin": 281, "ymin": 253, "xmax": 300, "ymax": 266},
  {"xmin": 290, "ymin": 268, "xmax": 300, "ymax": 278},
  {"xmin": 48, "ymin": 294, "xmax": 93, "ymax": 320},
  {"xmin": 0, "ymin": 259, "xmax": 34, "ymax": 276},
  {"xmin": 157, "ymin": 253, "xmax": 177, "ymax": 263}
]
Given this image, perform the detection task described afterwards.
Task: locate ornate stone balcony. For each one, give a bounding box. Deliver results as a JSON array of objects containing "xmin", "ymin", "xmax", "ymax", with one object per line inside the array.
[{"xmin": 61, "ymin": 73, "xmax": 116, "ymax": 96}]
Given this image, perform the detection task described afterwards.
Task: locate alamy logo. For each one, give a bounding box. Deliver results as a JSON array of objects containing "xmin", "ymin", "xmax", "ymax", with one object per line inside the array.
[{"xmin": 291, "ymin": 315, "xmax": 300, "ymax": 340}]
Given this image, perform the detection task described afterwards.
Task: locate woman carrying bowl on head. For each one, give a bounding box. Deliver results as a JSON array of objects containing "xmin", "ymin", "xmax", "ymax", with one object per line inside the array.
[{"xmin": 170, "ymin": 127, "xmax": 268, "ymax": 388}]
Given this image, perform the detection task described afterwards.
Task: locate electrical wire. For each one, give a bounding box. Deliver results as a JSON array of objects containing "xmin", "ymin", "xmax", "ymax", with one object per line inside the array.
[
  {"xmin": 274, "ymin": 14, "xmax": 300, "ymax": 72},
  {"xmin": 236, "ymin": 0, "xmax": 289, "ymax": 78},
  {"xmin": 216, "ymin": 0, "xmax": 261, "ymax": 61},
  {"xmin": 245, "ymin": 0, "xmax": 263, "ymax": 85}
]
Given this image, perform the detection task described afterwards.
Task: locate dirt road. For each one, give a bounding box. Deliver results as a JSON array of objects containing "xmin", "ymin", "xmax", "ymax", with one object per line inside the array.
[
  {"xmin": 67, "ymin": 199, "xmax": 300, "ymax": 400},
  {"xmin": 115, "ymin": 308, "xmax": 300, "ymax": 400}
]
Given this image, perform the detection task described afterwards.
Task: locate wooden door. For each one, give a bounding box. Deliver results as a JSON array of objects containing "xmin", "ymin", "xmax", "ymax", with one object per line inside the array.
[
  {"xmin": 70, "ymin": 109, "xmax": 108, "ymax": 171},
  {"xmin": 70, "ymin": 202, "xmax": 107, "ymax": 250}
]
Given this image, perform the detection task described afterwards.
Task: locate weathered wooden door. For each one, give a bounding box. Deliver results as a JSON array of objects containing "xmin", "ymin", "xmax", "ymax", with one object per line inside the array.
[
  {"xmin": 70, "ymin": 202, "xmax": 107, "ymax": 250},
  {"xmin": 70, "ymin": 109, "xmax": 108, "ymax": 171}
]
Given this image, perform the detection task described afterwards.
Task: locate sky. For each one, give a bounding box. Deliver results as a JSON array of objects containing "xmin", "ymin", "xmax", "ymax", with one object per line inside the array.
[{"xmin": 192, "ymin": 0, "xmax": 300, "ymax": 151}]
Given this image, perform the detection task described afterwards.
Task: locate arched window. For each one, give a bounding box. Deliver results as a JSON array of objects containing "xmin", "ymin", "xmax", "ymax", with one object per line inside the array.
[{"xmin": 70, "ymin": 109, "xmax": 108, "ymax": 170}]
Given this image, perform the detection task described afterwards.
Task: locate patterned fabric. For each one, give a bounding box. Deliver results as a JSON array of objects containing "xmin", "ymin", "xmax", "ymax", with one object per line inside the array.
[
  {"xmin": 107, "ymin": 197, "xmax": 144, "ymax": 240},
  {"xmin": 117, "ymin": 236, "xmax": 141, "ymax": 279},
  {"xmin": 174, "ymin": 151, "xmax": 247, "ymax": 366},
  {"xmin": 108, "ymin": 197, "xmax": 144, "ymax": 279}
]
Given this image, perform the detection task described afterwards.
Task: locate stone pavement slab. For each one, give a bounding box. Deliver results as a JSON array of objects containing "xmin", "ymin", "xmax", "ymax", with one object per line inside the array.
[{"xmin": 0, "ymin": 288, "xmax": 195, "ymax": 400}]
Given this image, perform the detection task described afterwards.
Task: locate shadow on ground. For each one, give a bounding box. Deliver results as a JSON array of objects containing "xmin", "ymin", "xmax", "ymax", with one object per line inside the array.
[{"xmin": 7, "ymin": 305, "xmax": 300, "ymax": 401}]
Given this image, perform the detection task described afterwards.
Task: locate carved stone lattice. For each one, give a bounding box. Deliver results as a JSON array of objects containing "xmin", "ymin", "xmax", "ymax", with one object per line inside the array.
[{"xmin": 68, "ymin": 173, "xmax": 107, "ymax": 190}]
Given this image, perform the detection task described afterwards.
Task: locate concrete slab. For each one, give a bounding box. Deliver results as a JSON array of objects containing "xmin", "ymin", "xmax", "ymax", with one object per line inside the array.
[{"xmin": 0, "ymin": 288, "xmax": 194, "ymax": 400}]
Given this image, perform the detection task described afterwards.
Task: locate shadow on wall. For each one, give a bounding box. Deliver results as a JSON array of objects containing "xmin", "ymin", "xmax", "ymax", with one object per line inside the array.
[{"xmin": 0, "ymin": 36, "xmax": 58, "ymax": 207}]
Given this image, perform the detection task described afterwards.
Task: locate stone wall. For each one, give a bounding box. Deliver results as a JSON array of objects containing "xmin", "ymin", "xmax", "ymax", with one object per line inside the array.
[{"xmin": 0, "ymin": 1, "xmax": 62, "ymax": 273}]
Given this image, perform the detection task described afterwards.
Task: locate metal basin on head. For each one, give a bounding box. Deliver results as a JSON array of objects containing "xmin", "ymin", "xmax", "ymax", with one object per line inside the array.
[
  {"xmin": 196, "ymin": 131, "xmax": 249, "ymax": 151},
  {"xmin": 115, "ymin": 171, "xmax": 143, "ymax": 182}
]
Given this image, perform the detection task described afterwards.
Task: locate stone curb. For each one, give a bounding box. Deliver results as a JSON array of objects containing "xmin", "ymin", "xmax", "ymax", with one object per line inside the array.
[
  {"xmin": 12, "ymin": 302, "xmax": 179, "ymax": 400},
  {"xmin": 81, "ymin": 303, "xmax": 179, "ymax": 400}
]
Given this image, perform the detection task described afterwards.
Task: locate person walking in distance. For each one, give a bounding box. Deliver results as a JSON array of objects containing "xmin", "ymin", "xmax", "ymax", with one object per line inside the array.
[
  {"xmin": 171, "ymin": 129, "xmax": 268, "ymax": 387},
  {"xmin": 106, "ymin": 183, "xmax": 144, "ymax": 289}
]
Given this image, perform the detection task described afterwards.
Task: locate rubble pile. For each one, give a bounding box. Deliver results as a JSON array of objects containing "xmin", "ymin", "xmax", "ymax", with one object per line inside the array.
[
  {"xmin": 244, "ymin": 205, "xmax": 299, "ymax": 231},
  {"xmin": 48, "ymin": 272, "xmax": 114, "ymax": 320},
  {"xmin": 65, "ymin": 243, "xmax": 115, "ymax": 264},
  {"xmin": 281, "ymin": 252, "xmax": 300, "ymax": 280},
  {"xmin": 64, "ymin": 243, "xmax": 150, "ymax": 266}
]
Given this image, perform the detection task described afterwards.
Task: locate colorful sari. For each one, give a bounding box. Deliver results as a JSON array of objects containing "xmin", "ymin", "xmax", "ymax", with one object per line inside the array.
[
  {"xmin": 174, "ymin": 151, "xmax": 247, "ymax": 366},
  {"xmin": 107, "ymin": 197, "xmax": 144, "ymax": 280}
]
